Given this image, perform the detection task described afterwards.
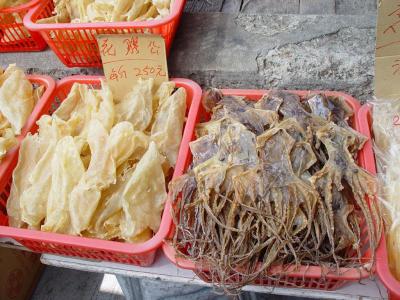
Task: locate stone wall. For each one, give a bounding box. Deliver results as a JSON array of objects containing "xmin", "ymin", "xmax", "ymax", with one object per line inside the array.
[{"xmin": 0, "ymin": 0, "xmax": 377, "ymax": 102}]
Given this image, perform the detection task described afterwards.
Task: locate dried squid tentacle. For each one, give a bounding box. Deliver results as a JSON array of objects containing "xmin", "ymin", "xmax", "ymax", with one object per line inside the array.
[{"xmin": 311, "ymin": 123, "xmax": 380, "ymax": 264}]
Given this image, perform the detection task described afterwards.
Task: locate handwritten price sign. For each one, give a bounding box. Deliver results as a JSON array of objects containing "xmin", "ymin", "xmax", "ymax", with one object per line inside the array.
[
  {"xmin": 375, "ymin": 1, "xmax": 400, "ymax": 99},
  {"xmin": 97, "ymin": 34, "xmax": 168, "ymax": 100}
]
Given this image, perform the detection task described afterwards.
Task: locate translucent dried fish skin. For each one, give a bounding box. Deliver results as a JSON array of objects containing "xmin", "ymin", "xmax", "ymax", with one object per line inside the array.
[{"xmin": 7, "ymin": 78, "xmax": 186, "ymax": 245}]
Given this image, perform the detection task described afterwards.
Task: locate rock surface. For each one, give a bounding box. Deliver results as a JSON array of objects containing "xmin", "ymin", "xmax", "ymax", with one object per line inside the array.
[{"xmin": 169, "ymin": 13, "xmax": 376, "ymax": 101}]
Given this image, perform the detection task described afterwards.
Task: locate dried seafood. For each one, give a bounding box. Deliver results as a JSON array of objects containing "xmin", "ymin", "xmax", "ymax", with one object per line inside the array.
[
  {"xmin": 0, "ymin": 64, "xmax": 45, "ymax": 162},
  {"xmin": 372, "ymin": 99, "xmax": 400, "ymax": 280},
  {"xmin": 170, "ymin": 90, "xmax": 381, "ymax": 292},
  {"xmin": 7, "ymin": 78, "xmax": 186, "ymax": 244},
  {"xmin": 37, "ymin": 0, "xmax": 173, "ymax": 24}
]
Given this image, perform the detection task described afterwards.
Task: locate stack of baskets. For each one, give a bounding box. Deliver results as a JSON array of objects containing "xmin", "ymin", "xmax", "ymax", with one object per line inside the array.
[{"xmin": 0, "ymin": 0, "xmax": 399, "ymax": 298}]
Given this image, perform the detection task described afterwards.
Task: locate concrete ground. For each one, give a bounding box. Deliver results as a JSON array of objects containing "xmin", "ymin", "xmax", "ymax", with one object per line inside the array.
[{"xmin": 6, "ymin": 0, "xmax": 377, "ymax": 299}]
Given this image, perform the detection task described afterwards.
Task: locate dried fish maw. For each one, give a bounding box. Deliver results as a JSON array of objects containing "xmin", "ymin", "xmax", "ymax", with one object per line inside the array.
[
  {"xmin": 111, "ymin": 129, "xmax": 149, "ymax": 169},
  {"xmin": 0, "ymin": 66, "xmax": 33, "ymax": 134},
  {"xmin": 54, "ymin": 83, "xmax": 89, "ymax": 121},
  {"xmin": 20, "ymin": 143, "xmax": 54, "ymax": 227},
  {"xmin": 90, "ymin": 167, "xmax": 135, "ymax": 237},
  {"xmin": 108, "ymin": 121, "xmax": 135, "ymax": 167},
  {"xmin": 37, "ymin": 115, "xmax": 72, "ymax": 140},
  {"xmin": 69, "ymin": 120, "xmax": 115, "ymax": 234},
  {"xmin": 120, "ymin": 142, "xmax": 166, "ymax": 240},
  {"xmin": 0, "ymin": 64, "xmax": 20, "ymax": 85},
  {"xmin": 20, "ymin": 117, "xmax": 72, "ymax": 227},
  {"xmin": 0, "ymin": 128, "xmax": 17, "ymax": 159},
  {"xmin": 87, "ymin": 2, "xmax": 113, "ymax": 22},
  {"xmin": 373, "ymin": 100, "xmax": 400, "ymax": 154},
  {"xmin": 127, "ymin": 227, "xmax": 153, "ymax": 243},
  {"xmin": 94, "ymin": 80, "xmax": 115, "ymax": 132},
  {"xmin": 85, "ymin": 119, "xmax": 116, "ymax": 187},
  {"xmin": 152, "ymin": 0, "xmax": 170, "ymax": 15},
  {"xmin": 151, "ymin": 87, "xmax": 186, "ymax": 167},
  {"xmin": 41, "ymin": 136, "xmax": 85, "ymax": 234},
  {"xmin": 110, "ymin": 0, "xmax": 133, "ymax": 21},
  {"xmin": 135, "ymin": 4, "xmax": 158, "ymax": 21},
  {"xmin": 33, "ymin": 86, "xmax": 45, "ymax": 106},
  {"xmin": 153, "ymin": 81, "xmax": 175, "ymax": 111},
  {"xmin": 0, "ymin": 113, "xmax": 10, "ymax": 130},
  {"xmin": 123, "ymin": 0, "xmax": 147, "ymax": 21},
  {"xmin": 115, "ymin": 78, "xmax": 154, "ymax": 130},
  {"xmin": 7, "ymin": 134, "xmax": 41, "ymax": 228},
  {"xmin": 130, "ymin": 131, "xmax": 150, "ymax": 161}
]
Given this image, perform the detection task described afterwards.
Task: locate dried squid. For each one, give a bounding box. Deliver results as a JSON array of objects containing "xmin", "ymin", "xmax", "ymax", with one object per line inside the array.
[{"xmin": 170, "ymin": 90, "xmax": 381, "ymax": 292}]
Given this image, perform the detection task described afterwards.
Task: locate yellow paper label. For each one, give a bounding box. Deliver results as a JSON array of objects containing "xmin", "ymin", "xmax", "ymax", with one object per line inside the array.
[{"xmin": 97, "ymin": 34, "xmax": 169, "ymax": 100}]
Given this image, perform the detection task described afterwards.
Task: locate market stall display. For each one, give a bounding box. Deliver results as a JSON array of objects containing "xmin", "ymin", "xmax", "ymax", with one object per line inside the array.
[
  {"xmin": 0, "ymin": 1, "xmax": 394, "ymax": 298},
  {"xmin": 0, "ymin": 0, "xmax": 47, "ymax": 51},
  {"xmin": 164, "ymin": 88, "xmax": 381, "ymax": 292},
  {"xmin": 36, "ymin": 0, "xmax": 173, "ymax": 23},
  {"xmin": 22, "ymin": 0, "xmax": 185, "ymax": 67},
  {"xmin": 358, "ymin": 104, "xmax": 400, "ymax": 299},
  {"xmin": 0, "ymin": 75, "xmax": 202, "ymax": 266}
]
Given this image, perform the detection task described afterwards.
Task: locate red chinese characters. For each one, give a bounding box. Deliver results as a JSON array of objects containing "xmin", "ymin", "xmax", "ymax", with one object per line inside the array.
[
  {"xmin": 378, "ymin": 4, "xmax": 400, "ymax": 49},
  {"xmin": 109, "ymin": 65, "xmax": 127, "ymax": 81},
  {"xmin": 100, "ymin": 38, "xmax": 116, "ymax": 57},
  {"xmin": 124, "ymin": 36, "xmax": 139, "ymax": 55},
  {"xmin": 148, "ymin": 40, "xmax": 161, "ymax": 55}
]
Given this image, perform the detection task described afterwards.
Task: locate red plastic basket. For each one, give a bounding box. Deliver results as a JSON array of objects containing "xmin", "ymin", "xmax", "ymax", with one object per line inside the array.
[
  {"xmin": 162, "ymin": 89, "xmax": 381, "ymax": 290},
  {"xmin": 358, "ymin": 104, "xmax": 400, "ymax": 300},
  {"xmin": 0, "ymin": 74, "xmax": 55, "ymax": 225},
  {"xmin": 23, "ymin": 0, "xmax": 185, "ymax": 67},
  {"xmin": 0, "ymin": 75, "xmax": 202, "ymax": 266},
  {"xmin": 0, "ymin": 0, "xmax": 47, "ymax": 52}
]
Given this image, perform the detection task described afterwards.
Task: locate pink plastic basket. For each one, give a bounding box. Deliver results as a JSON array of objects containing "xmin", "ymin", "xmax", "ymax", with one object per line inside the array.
[
  {"xmin": 0, "ymin": 0, "xmax": 47, "ymax": 52},
  {"xmin": 0, "ymin": 74, "xmax": 55, "ymax": 225},
  {"xmin": 23, "ymin": 0, "xmax": 185, "ymax": 67},
  {"xmin": 358, "ymin": 104, "xmax": 400, "ymax": 300},
  {"xmin": 0, "ymin": 75, "xmax": 202, "ymax": 266},
  {"xmin": 162, "ymin": 89, "xmax": 382, "ymax": 290}
]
